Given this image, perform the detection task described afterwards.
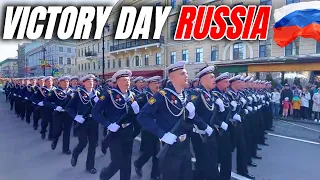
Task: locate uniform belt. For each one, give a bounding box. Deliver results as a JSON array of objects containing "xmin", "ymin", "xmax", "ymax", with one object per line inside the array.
[
  {"xmin": 193, "ymin": 128, "xmax": 206, "ymax": 135},
  {"xmin": 121, "ymin": 123, "xmax": 131, "ymax": 128},
  {"xmin": 54, "ymin": 109, "xmax": 66, "ymax": 112},
  {"xmin": 178, "ymin": 134, "xmax": 187, "ymax": 142}
]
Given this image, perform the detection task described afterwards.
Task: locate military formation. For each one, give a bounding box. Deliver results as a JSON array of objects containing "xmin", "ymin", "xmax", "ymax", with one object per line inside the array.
[{"xmin": 2, "ymin": 61, "xmax": 274, "ymax": 180}]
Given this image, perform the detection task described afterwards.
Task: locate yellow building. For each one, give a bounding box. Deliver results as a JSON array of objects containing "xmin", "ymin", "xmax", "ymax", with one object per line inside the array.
[{"xmin": 76, "ymin": 0, "xmax": 320, "ymax": 81}]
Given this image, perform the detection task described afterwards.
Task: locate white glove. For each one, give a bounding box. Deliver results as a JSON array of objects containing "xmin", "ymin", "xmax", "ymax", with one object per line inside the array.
[
  {"xmin": 254, "ymin": 106, "xmax": 257, "ymax": 111},
  {"xmin": 13, "ymin": 93, "xmax": 16, "ymax": 96},
  {"xmin": 252, "ymin": 95, "xmax": 257, "ymax": 102},
  {"xmin": 262, "ymin": 100, "xmax": 266, "ymax": 104},
  {"xmin": 221, "ymin": 122, "xmax": 228, "ymax": 131},
  {"xmin": 230, "ymin": 101, "xmax": 237, "ymax": 111},
  {"xmin": 160, "ymin": 132, "xmax": 177, "ymax": 145},
  {"xmin": 258, "ymin": 105, "xmax": 262, "ymax": 109},
  {"xmin": 205, "ymin": 125, "xmax": 213, "ymax": 136},
  {"xmin": 215, "ymin": 98, "xmax": 225, "ymax": 112},
  {"xmin": 247, "ymin": 106, "xmax": 253, "ymax": 112},
  {"xmin": 248, "ymin": 96, "xmax": 253, "ymax": 103},
  {"xmin": 186, "ymin": 102, "xmax": 195, "ymax": 119},
  {"xmin": 131, "ymin": 101, "xmax": 140, "ymax": 114},
  {"xmin": 107, "ymin": 123, "xmax": 120, "ymax": 132},
  {"xmin": 244, "ymin": 109, "xmax": 249, "ymax": 114},
  {"xmin": 266, "ymin": 102, "xmax": 269, "ymax": 105},
  {"xmin": 74, "ymin": 115, "xmax": 85, "ymax": 124},
  {"xmin": 37, "ymin": 101, "xmax": 44, "ymax": 106},
  {"xmin": 24, "ymin": 97, "xmax": 28, "ymax": 100},
  {"xmin": 240, "ymin": 97, "xmax": 247, "ymax": 105},
  {"xmin": 32, "ymin": 102, "xmax": 36, "ymax": 104},
  {"xmin": 233, "ymin": 113, "xmax": 241, "ymax": 122},
  {"xmin": 55, "ymin": 106, "xmax": 63, "ymax": 111},
  {"xmin": 18, "ymin": 95, "xmax": 21, "ymax": 97},
  {"xmin": 93, "ymin": 96, "xmax": 99, "ymax": 103}
]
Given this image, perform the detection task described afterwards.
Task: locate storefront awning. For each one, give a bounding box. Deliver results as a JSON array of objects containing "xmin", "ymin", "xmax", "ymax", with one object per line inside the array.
[{"xmin": 215, "ymin": 65, "xmax": 248, "ymax": 73}]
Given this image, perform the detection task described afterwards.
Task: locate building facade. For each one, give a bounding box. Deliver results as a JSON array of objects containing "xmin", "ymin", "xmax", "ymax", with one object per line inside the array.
[
  {"xmin": 76, "ymin": 0, "xmax": 320, "ymax": 81},
  {"xmin": 17, "ymin": 43, "xmax": 30, "ymax": 77},
  {"xmin": 25, "ymin": 40, "xmax": 77, "ymax": 77},
  {"xmin": 0, "ymin": 58, "xmax": 18, "ymax": 78}
]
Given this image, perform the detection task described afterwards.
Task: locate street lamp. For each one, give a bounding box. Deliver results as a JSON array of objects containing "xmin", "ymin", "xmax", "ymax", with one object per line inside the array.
[
  {"xmin": 42, "ymin": 47, "xmax": 46, "ymax": 76},
  {"xmin": 102, "ymin": 23, "xmax": 110, "ymax": 80}
]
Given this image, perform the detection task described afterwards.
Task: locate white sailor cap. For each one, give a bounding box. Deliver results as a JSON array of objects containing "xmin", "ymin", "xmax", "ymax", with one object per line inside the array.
[
  {"xmin": 249, "ymin": 77, "xmax": 254, "ymax": 82},
  {"xmin": 37, "ymin": 76, "xmax": 45, "ymax": 80},
  {"xmin": 134, "ymin": 76, "xmax": 144, "ymax": 83},
  {"xmin": 106, "ymin": 78, "xmax": 112, "ymax": 82},
  {"xmin": 244, "ymin": 76, "xmax": 252, "ymax": 82},
  {"xmin": 70, "ymin": 76, "xmax": 79, "ymax": 81},
  {"xmin": 166, "ymin": 61, "xmax": 186, "ymax": 74},
  {"xmin": 195, "ymin": 66, "xmax": 215, "ymax": 79},
  {"xmin": 112, "ymin": 69, "xmax": 132, "ymax": 82},
  {"xmin": 58, "ymin": 76, "xmax": 71, "ymax": 82},
  {"xmin": 192, "ymin": 78, "xmax": 200, "ymax": 82},
  {"xmin": 229, "ymin": 75, "xmax": 242, "ymax": 83},
  {"xmin": 80, "ymin": 74, "xmax": 96, "ymax": 82},
  {"xmin": 266, "ymin": 81, "xmax": 271, "ymax": 84},
  {"xmin": 112, "ymin": 78, "xmax": 116, "ymax": 83},
  {"xmin": 253, "ymin": 80, "xmax": 258, "ymax": 83},
  {"xmin": 240, "ymin": 76, "xmax": 245, "ymax": 81},
  {"xmin": 146, "ymin": 76, "xmax": 161, "ymax": 83},
  {"xmin": 216, "ymin": 72, "xmax": 229, "ymax": 83},
  {"xmin": 43, "ymin": 76, "xmax": 53, "ymax": 81}
]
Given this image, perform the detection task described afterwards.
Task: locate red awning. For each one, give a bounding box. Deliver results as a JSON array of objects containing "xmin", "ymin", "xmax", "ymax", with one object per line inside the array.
[{"xmin": 99, "ymin": 70, "xmax": 163, "ymax": 79}]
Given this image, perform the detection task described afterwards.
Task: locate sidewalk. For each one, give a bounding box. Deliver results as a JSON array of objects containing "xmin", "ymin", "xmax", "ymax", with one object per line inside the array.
[{"xmin": 278, "ymin": 116, "xmax": 320, "ymax": 125}]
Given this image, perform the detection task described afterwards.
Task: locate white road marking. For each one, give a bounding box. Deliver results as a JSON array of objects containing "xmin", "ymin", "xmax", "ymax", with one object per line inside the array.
[
  {"xmin": 279, "ymin": 120, "xmax": 320, "ymax": 133},
  {"xmin": 134, "ymin": 136, "xmax": 251, "ymax": 180},
  {"xmin": 268, "ymin": 133, "xmax": 320, "ymax": 145}
]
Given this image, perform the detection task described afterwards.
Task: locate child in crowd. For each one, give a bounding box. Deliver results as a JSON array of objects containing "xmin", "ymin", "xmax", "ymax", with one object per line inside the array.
[
  {"xmin": 282, "ymin": 97, "xmax": 292, "ymax": 118},
  {"xmin": 292, "ymin": 96, "xmax": 301, "ymax": 119}
]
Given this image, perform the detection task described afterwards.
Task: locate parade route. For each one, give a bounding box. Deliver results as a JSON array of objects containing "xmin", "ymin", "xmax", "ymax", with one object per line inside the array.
[{"xmin": 0, "ymin": 95, "xmax": 320, "ymax": 180}]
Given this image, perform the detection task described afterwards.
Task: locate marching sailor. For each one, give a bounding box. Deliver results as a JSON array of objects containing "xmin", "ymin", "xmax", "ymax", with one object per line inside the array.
[
  {"xmin": 93, "ymin": 69, "xmax": 139, "ymax": 180},
  {"xmin": 66, "ymin": 74, "xmax": 100, "ymax": 174},
  {"xmin": 137, "ymin": 61, "xmax": 209, "ymax": 180}
]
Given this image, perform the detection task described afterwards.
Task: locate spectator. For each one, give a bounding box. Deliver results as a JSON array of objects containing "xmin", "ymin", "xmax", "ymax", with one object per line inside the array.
[
  {"xmin": 292, "ymin": 96, "xmax": 301, "ymax": 119},
  {"xmin": 312, "ymin": 88, "xmax": 320, "ymax": 123},
  {"xmin": 282, "ymin": 97, "xmax": 292, "ymax": 118},
  {"xmin": 300, "ymin": 87, "xmax": 311, "ymax": 120},
  {"xmin": 309, "ymin": 85, "xmax": 317, "ymax": 118},
  {"xmin": 271, "ymin": 88, "xmax": 281, "ymax": 118},
  {"xmin": 281, "ymin": 84, "xmax": 293, "ymax": 115}
]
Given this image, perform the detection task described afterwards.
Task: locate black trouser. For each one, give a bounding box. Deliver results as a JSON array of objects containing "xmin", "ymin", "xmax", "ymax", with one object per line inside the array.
[
  {"xmin": 33, "ymin": 106, "xmax": 41, "ymax": 128},
  {"xmin": 191, "ymin": 131, "xmax": 219, "ymax": 180},
  {"xmin": 132, "ymin": 118, "xmax": 141, "ymax": 139},
  {"xmin": 20, "ymin": 100, "xmax": 26, "ymax": 120},
  {"xmin": 14, "ymin": 97, "xmax": 20, "ymax": 115},
  {"xmin": 251, "ymin": 111, "xmax": 259, "ymax": 157},
  {"xmin": 235, "ymin": 123, "xmax": 249, "ymax": 175},
  {"xmin": 40, "ymin": 108, "xmax": 53, "ymax": 139},
  {"xmin": 25, "ymin": 101, "xmax": 34, "ymax": 124},
  {"xmin": 9, "ymin": 95, "xmax": 14, "ymax": 110},
  {"xmin": 258, "ymin": 109, "xmax": 265, "ymax": 144},
  {"xmin": 135, "ymin": 130, "xmax": 160, "ymax": 178},
  {"xmin": 52, "ymin": 111, "xmax": 72, "ymax": 152},
  {"xmin": 100, "ymin": 124, "xmax": 133, "ymax": 180},
  {"xmin": 218, "ymin": 129, "xmax": 232, "ymax": 180},
  {"xmin": 300, "ymin": 106, "xmax": 309, "ymax": 119},
  {"xmin": 72, "ymin": 118, "xmax": 99, "ymax": 169},
  {"xmin": 243, "ymin": 113, "xmax": 253, "ymax": 164},
  {"xmin": 159, "ymin": 137, "xmax": 192, "ymax": 180}
]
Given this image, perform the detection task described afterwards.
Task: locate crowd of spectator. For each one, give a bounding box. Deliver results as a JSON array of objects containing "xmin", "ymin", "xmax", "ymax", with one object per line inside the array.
[{"xmin": 270, "ymin": 84, "xmax": 320, "ymax": 122}]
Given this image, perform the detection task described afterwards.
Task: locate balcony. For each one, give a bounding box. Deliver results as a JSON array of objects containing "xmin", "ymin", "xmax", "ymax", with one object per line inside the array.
[
  {"xmin": 110, "ymin": 36, "xmax": 164, "ymax": 53},
  {"xmin": 85, "ymin": 51, "xmax": 98, "ymax": 61}
]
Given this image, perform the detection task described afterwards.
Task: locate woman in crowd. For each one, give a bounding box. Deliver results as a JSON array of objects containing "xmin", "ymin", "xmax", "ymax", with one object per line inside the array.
[
  {"xmin": 312, "ymin": 88, "xmax": 320, "ymax": 123},
  {"xmin": 271, "ymin": 88, "xmax": 281, "ymax": 119},
  {"xmin": 300, "ymin": 88, "xmax": 311, "ymax": 120}
]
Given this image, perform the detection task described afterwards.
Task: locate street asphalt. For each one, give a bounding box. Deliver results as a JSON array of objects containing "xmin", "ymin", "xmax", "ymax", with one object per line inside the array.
[{"xmin": 0, "ymin": 93, "xmax": 320, "ymax": 180}]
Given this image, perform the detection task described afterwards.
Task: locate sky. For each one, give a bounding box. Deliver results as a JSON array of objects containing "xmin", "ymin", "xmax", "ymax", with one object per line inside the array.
[{"xmin": 0, "ymin": 0, "xmax": 119, "ymax": 60}]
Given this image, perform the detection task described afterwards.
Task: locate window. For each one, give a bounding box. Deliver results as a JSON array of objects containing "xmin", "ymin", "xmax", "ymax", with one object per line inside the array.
[
  {"xmin": 67, "ymin": 58, "xmax": 71, "ymax": 65},
  {"xmin": 85, "ymin": 47, "xmax": 87, "ymax": 53},
  {"xmin": 98, "ymin": 43, "xmax": 100, "ymax": 53},
  {"xmin": 118, "ymin": 58, "xmax": 122, "ymax": 67},
  {"xmin": 135, "ymin": 56, "xmax": 140, "ymax": 66},
  {"xmin": 170, "ymin": 51, "xmax": 176, "ymax": 64},
  {"xmin": 196, "ymin": 48, "xmax": 203, "ymax": 62},
  {"xmin": 316, "ymin": 41, "xmax": 320, "ymax": 54},
  {"xmin": 183, "ymin": 0, "xmax": 190, "ymax": 5},
  {"xmin": 67, "ymin": 68, "xmax": 71, "ymax": 74},
  {"xmin": 286, "ymin": 0, "xmax": 299, "ymax": 5},
  {"xmin": 259, "ymin": 38, "xmax": 272, "ymax": 57},
  {"xmin": 59, "ymin": 57, "xmax": 63, "ymax": 65},
  {"xmin": 67, "ymin": 48, "xmax": 71, "ymax": 53},
  {"xmin": 182, "ymin": 50, "xmax": 189, "ymax": 62},
  {"xmin": 285, "ymin": 38, "xmax": 300, "ymax": 56},
  {"xmin": 88, "ymin": 63, "xmax": 90, "ymax": 70},
  {"xmin": 59, "ymin": 47, "xmax": 63, "ymax": 52},
  {"xmin": 93, "ymin": 62, "xmax": 96, "ymax": 70},
  {"xmin": 156, "ymin": 53, "xmax": 161, "ymax": 65},
  {"xmin": 171, "ymin": 0, "xmax": 176, "ymax": 8},
  {"xmin": 88, "ymin": 46, "xmax": 90, "ymax": 52},
  {"xmin": 81, "ymin": 48, "xmax": 83, "ymax": 56},
  {"xmin": 170, "ymin": 22, "xmax": 177, "ymax": 39},
  {"xmin": 78, "ymin": 64, "xmax": 80, "ymax": 71},
  {"xmin": 78, "ymin": 49, "xmax": 80, "ymax": 57},
  {"xmin": 233, "ymin": 42, "xmax": 244, "ymax": 60},
  {"xmin": 107, "ymin": 60, "xmax": 110, "ymax": 68},
  {"xmin": 107, "ymin": 40, "xmax": 110, "ymax": 51},
  {"xmin": 92, "ymin": 44, "xmax": 95, "ymax": 52},
  {"xmin": 81, "ymin": 64, "xmax": 83, "ymax": 70},
  {"xmin": 211, "ymin": 46, "xmax": 219, "ymax": 61},
  {"xmin": 84, "ymin": 63, "xmax": 87, "ymax": 70},
  {"xmin": 126, "ymin": 57, "xmax": 130, "ymax": 67},
  {"xmin": 113, "ymin": 60, "xmax": 115, "ymax": 68},
  {"xmin": 260, "ymin": 0, "xmax": 272, "ymax": 5},
  {"xmin": 145, "ymin": 55, "xmax": 149, "ymax": 66}
]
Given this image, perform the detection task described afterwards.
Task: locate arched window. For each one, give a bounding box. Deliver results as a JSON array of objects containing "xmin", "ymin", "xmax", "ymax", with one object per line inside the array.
[{"xmin": 233, "ymin": 42, "xmax": 244, "ymax": 60}]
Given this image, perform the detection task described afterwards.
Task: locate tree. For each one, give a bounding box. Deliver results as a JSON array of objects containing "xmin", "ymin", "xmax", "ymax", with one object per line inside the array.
[
  {"xmin": 293, "ymin": 77, "xmax": 301, "ymax": 88},
  {"xmin": 266, "ymin": 73, "xmax": 277, "ymax": 88},
  {"xmin": 281, "ymin": 78, "xmax": 288, "ymax": 86}
]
